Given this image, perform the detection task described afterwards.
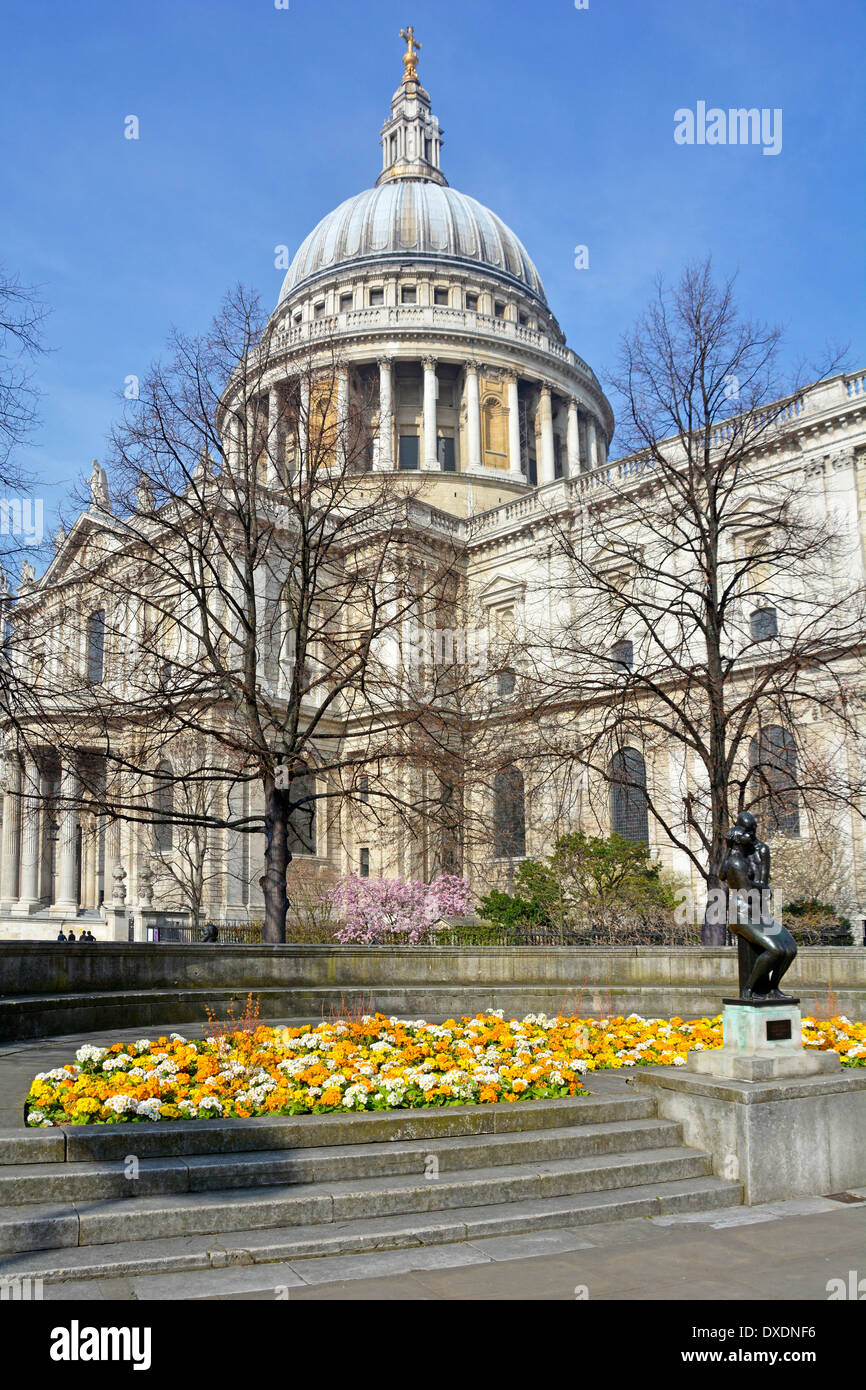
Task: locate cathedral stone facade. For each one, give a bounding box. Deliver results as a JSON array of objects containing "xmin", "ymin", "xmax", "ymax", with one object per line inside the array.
[{"xmin": 1, "ymin": 44, "xmax": 864, "ymax": 939}]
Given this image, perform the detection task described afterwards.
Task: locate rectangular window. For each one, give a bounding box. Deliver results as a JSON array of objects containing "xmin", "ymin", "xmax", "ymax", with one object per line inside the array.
[
  {"xmin": 369, "ymin": 287, "xmax": 384, "ymax": 307},
  {"xmin": 438, "ymin": 436, "xmax": 456, "ymax": 472},
  {"xmin": 292, "ymin": 312, "xmax": 302, "ymax": 326},
  {"xmin": 494, "ymin": 301, "xmax": 506, "ymax": 319},
  {"xmin": 434, "ymin": 287, "xmax": 449, "ymax": 306},
  {"xmin": 554, "ymin": 434, "xmax": 564, "ymax": 479},
  {"xmin": 399, "ymin": 434, "xmax": 420, "ymax": 470},
  {"xmin": 313, "ymin": 301, "xmax": 325, "ymax": 319},
  {"xmin": 86, "ymin": 609, "xmax": 106, "ymax": 685},
  {"xmin": 339, "ymin": 292, "xmax": 354, "ymax": 312},
  {"xmin": 286, "ymin": 773, "xmax": 316, "ymax": 856},
  {"xmin": 359, "ymin": 847, "xmax": 370, "ymax": 878},
  {"xmin": 401, "ymin": 285, "xmax": 417, "ymax": 304},
  {"xmin": 465, "ymin": 293, "xmax": 479, "ymax": 311},
  {"xmin": 359, "ymin": 775, "xmax": 369, "ymax": 803}
]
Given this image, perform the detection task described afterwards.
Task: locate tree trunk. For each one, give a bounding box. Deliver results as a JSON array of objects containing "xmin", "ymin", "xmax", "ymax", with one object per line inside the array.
[
  {"xmin": 701, "ymin": 866, "xmax": 728, "ymax": 945},
  {"xmin": 262, "ymin": 775, "xmax": 290, "ymax": 944}
]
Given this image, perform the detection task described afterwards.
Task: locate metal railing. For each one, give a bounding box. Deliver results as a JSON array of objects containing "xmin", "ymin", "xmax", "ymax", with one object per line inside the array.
[{"xmin": 146, "ymin": 920, "xmax": 264, "ymax": 944}]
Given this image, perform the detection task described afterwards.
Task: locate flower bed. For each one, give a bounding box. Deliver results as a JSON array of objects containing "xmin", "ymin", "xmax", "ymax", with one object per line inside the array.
[{"xmin": 24, "ymin": 1011, "xmax": 866, "ymax": 1126}]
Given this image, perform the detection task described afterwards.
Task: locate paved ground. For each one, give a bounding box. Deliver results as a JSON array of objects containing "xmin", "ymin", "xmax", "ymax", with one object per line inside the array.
[
  {"xmin": 3, "ymin": 1021, "xmax": 865, "ymax": 1303},
  {"xmin": 32, "ymin": 1196, "xmax": 866, "ymax": 1301}
]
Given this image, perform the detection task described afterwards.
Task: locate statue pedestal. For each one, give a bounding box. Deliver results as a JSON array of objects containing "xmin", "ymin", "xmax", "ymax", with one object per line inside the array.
[
  {"xmin": 635, "ymin": 1000, "xmax": 864, "ymax": 1204},
  {"xmin": 100, "ymin": 905, "xmax": 132, "ymax": 942},
  {"xmin": 686, "ymin": 1002, "xmax": 840, "ymax": 1082}
]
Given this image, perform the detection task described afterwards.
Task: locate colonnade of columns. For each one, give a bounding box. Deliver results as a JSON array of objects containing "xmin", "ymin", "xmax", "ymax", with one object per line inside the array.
[
  {"xmin": 0, "ymin": 755, "xmax": 97, "ymax": 918},
  {"xmin": 260, "ymin": 357, "xmax": 607, "ymax": 485}
]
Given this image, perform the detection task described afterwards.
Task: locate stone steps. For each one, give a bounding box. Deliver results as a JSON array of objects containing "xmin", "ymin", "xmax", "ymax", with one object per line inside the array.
[
  {"xmin": 0, "ymin": 1173, "xmax": 742, "ymax": 1283},
  {"xmin": 0, "ymin": 1085, "xmax": 744, "ymax": 1282},
  {"xmin": 2, "ymin": 1092, "xmax": 658, "ymax": 1164},
  {"xmin": 0, "ymin": 1147, "xmax": 720, "ymax": 1255},
  {"xmin": 0, "ymin": 1117, "xmax": 684, "ymax": 1205}
]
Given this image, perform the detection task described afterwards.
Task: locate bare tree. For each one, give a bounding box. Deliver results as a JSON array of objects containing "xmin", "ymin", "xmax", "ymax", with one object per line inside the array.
[
  {"xmin": 0, "ymin": 265, "xmax": 49, "ymax": 488},
  {"xmin": 522, "ymin": 261, "xmax": 865, "ymax": 941},
  {"xmin": 18, "ymin": 286, "xmax": 468, "ymax": 940},
  {"xmin": 145, "ymin": 736, "xmax": 227, "ymax": 931}
]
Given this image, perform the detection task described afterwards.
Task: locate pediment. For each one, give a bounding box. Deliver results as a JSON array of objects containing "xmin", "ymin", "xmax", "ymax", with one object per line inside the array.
[{"xmin": 477, "ymin": 572, "xmax": 527, "ymax": 606}]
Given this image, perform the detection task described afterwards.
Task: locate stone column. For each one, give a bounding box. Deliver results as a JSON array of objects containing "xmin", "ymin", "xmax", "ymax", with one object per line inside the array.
[
  {"xmin": 50, "ymin": 761, "xmax": 79, "ymax": 917},
  {"xmin": 588, "ymin": 416, "xmax": 599, "ymax": 469},
  {"xmin": 13, "ymin": 756, "xmax": 41, "ymax": 914},
  {"xmin": 465, "ymin": 361, "xmax": 482, "ymax": 471},
  {"xmin": 376, "ymin": 358, "xmax": 394, "ymax": 470},
  {"xmin": 103, "ymin": 808, "xmax": 122, "ymax": 907},
  {"xmin": 0, "ymin": 758, "xmax": 21, "ymax": 910},
  {"xmin": 506, "ymin": 373, "xmax": 523, "ymax": 478},
  {"xmin": 422, "ymin": 357, "xmax": 438, "ymax": 469},
  {"xmin": 567, "ymin": 399, "xmax": 581, "ymax": 475},
  {"xmin": 336, "ymin": 367, "xmax": 349, "ymax": 468},
  {"xmin": 298, "ymin": 377, "xmax": 310, "ymax": 476},
  {"xmin": 538, "ymin": 385, "xmax": 556, "ymax": 485},
  {"xmin": 266, "ymin": 386, "xmax": 281, "ymax": 486},
  {"xmin": 225, "ymin": 779, "xmax": 249, "ymax": 914},
  {"xmin": 225, "ymin": 413, "xmax": 242, "ymax": 472}
]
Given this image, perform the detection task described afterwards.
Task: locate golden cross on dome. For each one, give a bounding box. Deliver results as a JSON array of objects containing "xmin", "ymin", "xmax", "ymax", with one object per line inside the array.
[{"xmin": 400, "ymin": 25, "xmax": 421, "ymax": 82}]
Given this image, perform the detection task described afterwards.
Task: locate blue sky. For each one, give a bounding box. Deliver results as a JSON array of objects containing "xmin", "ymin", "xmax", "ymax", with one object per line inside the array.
[{"xmin": 3, "ymin": 0, "xmax": 864, "ymax": 534}]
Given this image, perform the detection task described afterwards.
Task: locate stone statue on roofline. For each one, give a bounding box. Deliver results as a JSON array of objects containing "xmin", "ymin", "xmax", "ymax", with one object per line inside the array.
[
  {"xmin": 136, "ymin": 473, "xmax": 155, "ymax": 513},
  {"xmin": 88, "ymin": 459, "xmax": 112, "ymax": 513},
  {"xmin": 192, "ymin": 445, "xmax": 215, "ymax": 486}
]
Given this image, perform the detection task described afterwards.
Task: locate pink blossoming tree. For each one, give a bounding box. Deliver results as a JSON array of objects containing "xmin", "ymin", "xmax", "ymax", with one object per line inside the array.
[{"xmin": 329, "ymin": 874, "xmax": 474, "ymax": 944}]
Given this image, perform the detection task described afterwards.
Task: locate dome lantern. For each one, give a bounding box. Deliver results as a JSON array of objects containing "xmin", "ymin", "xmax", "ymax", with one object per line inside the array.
[{"xmin": 376, "ymin": 26, "xmax": 447, "ymax": 188}]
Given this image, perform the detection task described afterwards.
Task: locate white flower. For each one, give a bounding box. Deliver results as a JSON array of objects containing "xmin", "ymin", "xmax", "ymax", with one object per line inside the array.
[
  {"xmin": 136, "ymin": 1099, "xmax": 163, "ymax": 1120},
  {"xmin": 101, "ymin": 1055, "xmax": 131, "ymax": 1072},
  {"xmin": 75, "ymin": 1045, "xmax": 106, "ymax": 1065},
  {"xmin": 105, "ymin": 1094, "xmax": 138, "ymax": 1114},
  {"xmin": 197, "ymin": 1098, "xmax": 224, "ymax": 1115},
  {"xmin": 26, "ymin": 1110, "xmax": 46, "ymax": 1125},
  {"xmin": 673, "ymin": 1056, "xmax": 686, "ymax": 1066}
]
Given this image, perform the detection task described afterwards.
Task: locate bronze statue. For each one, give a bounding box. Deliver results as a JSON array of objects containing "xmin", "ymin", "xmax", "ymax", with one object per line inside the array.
[{"xmin": 720, "ymin": 810, "xmax": 797, "ymax": 1002}]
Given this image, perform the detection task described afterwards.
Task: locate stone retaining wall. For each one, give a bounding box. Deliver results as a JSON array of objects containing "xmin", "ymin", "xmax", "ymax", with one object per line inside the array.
[{"xmin": 0, "ymin": 944, "xmax": 863, "ymax": 1041}]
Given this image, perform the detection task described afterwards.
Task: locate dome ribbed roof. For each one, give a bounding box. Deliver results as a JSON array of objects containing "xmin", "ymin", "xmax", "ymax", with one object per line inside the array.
[{"xmin": 278, "ymin": 182, "xmax": 547, "ymax": 306}]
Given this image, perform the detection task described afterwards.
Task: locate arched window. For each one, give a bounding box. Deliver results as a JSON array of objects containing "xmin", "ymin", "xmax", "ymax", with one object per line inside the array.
[
  {"xmin": 749, "ymin": 726, "xmax": 799, "ymax": 835},
  {"xmin": 483, "ymin": 398, "xmax": 507, "ymax": 463},
  {"xmin": 494, "ymin": 767, "xmax": 526, "ymax": 858},
  {"xmin": 609, "ymin": 747, "xmax": 649, "ymax": 845},
  {"xmin": 86, "ymin": 609, "xmax": 105, "ymax": 685},
  {"xmin": 153, "ymin": 760, "xmax": 174, "ymax": 852},
  {"xmin": 286, "ymin": 765, "xmax": 317, "ymax": 856}
]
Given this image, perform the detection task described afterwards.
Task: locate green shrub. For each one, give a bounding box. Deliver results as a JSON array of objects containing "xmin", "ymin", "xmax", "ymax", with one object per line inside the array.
[
  {"xmin": 478, "ymin": 832, "xmax": 683, "ymax": 939},
  {"xmin": 783, "ymin": 898, "xmax": 853, "ymax": 946}
]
